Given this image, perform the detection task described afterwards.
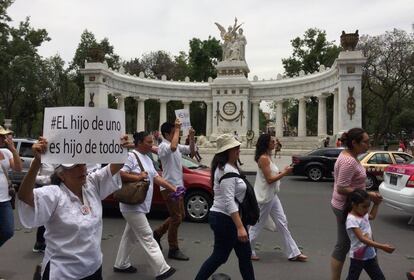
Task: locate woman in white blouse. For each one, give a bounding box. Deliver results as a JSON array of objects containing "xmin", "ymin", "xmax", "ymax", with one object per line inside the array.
[
  {"xmin": 195, "ymin": 134, "xmax": 255, "ymax": 280},
  {"xmin": 248, "ymin": 133, "xmax": 308, "ymax": 262},
  {"xmin": 0, "ymin": 127, "xmax": 22, "ymax": 247},
  {"xmin": 17, "ymin": 136, "xmax": 128, "ymax": 280}
]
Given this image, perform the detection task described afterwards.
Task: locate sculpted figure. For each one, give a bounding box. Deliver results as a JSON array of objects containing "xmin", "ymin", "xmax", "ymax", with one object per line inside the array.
[{"xmin": 215, "ymin": 18, "xmax": 244, "ymax": 61}]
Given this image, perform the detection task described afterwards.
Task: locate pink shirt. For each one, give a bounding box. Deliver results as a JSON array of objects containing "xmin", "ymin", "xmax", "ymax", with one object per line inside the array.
[{"xmin": 331, "ymin": 152, "xmax": 367, "ymax": 210}]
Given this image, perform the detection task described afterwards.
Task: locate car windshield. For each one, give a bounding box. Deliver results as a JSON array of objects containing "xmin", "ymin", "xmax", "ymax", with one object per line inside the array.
[
  {"xmin": 182, "ymin": 156, "xmax": 208, "ymax": 169},
  {"xmin": 408, "ymin": 158, "xmax": 414, "ymax": 165},
  {"xmin": 357, "ymin": 153, "xmax": 368, "ymax": 161}
]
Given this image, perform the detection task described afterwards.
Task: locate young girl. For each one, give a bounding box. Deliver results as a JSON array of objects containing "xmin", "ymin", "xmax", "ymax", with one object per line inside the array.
[{"xmin": 345, "ymin": 189, "xmax": 395, "ymax": 280}]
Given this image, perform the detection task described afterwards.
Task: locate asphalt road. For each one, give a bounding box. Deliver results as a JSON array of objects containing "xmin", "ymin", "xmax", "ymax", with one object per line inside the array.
[{"xmin": 1, "ymin": 176, "xmax": 413, "ymax": 280}]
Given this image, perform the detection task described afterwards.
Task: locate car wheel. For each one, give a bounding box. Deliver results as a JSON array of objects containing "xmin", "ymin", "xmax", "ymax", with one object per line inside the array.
[
  {"xmin": 184, "ymin": 190, "xmax": 212, "ymax": 223},
  {"xmin": 366, "ymin": 174, "xmax": 377, "ymax": 190},
  {"xmin": 306, "ymin": 166, "xmax": 323, "ymax": 181}
]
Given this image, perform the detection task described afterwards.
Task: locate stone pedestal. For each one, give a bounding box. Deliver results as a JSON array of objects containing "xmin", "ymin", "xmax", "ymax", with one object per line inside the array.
[{"xmin": 210, "ymin": 60, "xmax": 251, "ymax": 139}]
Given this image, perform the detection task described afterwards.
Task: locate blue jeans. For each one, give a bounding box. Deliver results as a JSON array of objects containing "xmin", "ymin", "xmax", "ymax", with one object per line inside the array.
[
  {"xmin": 195, "ymin": 211, "xmax": 255, "ymax": 280},
  {"xmin": 0, "ymin": 200, "xmax": 14, "ymax": 247},
  {"xmin": 346, "ymin": 257, "xmax": 385, "ymax": 280}
]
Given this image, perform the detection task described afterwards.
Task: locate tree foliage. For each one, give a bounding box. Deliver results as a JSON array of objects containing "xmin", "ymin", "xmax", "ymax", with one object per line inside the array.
[
  {"xmin": 281, "ymin": 28, "xmax": 340, "ymax": 135},
  {"xmin": 358, "ymin": 29, "xmax": 414, "ymax": 143},
  {"xmin": 282, "ymin": 28, "xmax": 341, "ymax": 77}
]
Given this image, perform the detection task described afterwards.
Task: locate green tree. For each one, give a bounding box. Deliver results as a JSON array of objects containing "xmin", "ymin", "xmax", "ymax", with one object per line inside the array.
[
  {"xmin": 358, "ymin": 29, "xmax": 414, "ymax": 143},
  {"xmin": 282, "ymin": 28, "xmax": 341, "ymax": 77},
  {"xmin": 281, "ymin": 28, "xmax": 340, "ymax": 135},
  {"xmin": 188, "ymin": 36, "xmax": 222, "ymax": 82}
]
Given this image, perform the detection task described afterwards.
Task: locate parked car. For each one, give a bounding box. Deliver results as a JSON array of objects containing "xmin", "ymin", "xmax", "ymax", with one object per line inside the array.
[
  {"xmin": 379, "ymin": 160, "xmax": 414, "ymax": 219},
  {"xmin": 103, "ymin": 147, "xmax": 213, "ymax": 223},
  {"xmin": 8, "ymin": 138, "xmax": 36, "ymax": 185},
  {"xmin": 291, "ymin": 148, "xmax": 344, "ymax": 181},
  {"xmin": 358, "ymin": 151, "xmax": 413, "ymax": 190}
]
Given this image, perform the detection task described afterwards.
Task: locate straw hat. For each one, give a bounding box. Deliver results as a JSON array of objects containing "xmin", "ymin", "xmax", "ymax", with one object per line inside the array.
[
  {"xmin": 215, "ymin": 134, "xmax": 241, "ymax": 154},
  {"xmin": 0, "ymin": 126, "xmax": 13, "ymax": 135}
]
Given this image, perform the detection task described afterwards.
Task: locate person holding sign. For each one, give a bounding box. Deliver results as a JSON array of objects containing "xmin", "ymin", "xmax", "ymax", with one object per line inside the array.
[
  {"xmin": 0, "ymin": 126, "xmax": 22, "ymax": 248},
  {"xmin": 17, "ymin": 136, "xmax": 129, "ymax": 280},
  {"xmin": 153, "ymin": 120, "xmax": 195, "ymax": 261},
  {"xmin": 113, "ymin": 131, "xmax": 177, "ymax": 280}
]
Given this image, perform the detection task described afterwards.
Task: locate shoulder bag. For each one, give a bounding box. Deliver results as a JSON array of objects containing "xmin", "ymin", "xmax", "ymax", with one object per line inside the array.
[{"xmin": 113, "ymin": 151, "xmax": 150, "ymax": 205}]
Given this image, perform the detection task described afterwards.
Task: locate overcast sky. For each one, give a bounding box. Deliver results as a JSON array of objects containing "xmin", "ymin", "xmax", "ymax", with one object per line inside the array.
[{"xmin": 8, "ymin": 0, "xmax": 414, "ymax": 79}]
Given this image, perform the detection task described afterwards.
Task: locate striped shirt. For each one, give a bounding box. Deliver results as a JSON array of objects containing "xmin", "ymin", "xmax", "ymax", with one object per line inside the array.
[{"xmin": 331, "ymin": 152, "xmax": 367, "ymax": 210}]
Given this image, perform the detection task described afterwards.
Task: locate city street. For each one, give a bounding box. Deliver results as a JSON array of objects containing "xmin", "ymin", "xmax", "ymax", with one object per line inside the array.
[{"xmin": 1, "ymin": 176, "xmax": 413, "ymax": 279}]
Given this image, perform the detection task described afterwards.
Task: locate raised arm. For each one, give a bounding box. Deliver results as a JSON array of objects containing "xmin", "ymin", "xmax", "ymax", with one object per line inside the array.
[
  {"xmin": 5, "ymin": 136, "xmax": 22, "ymax": 172},
  {"xmin": 109, "ymin": 135, "xmax": 130, "ymax": 176},
  {"xmin": 188, "ymin": 127, "xmax": 196, "ymax": 158},
  {"xmin": 18, "ymin": 137, "xmax": 47, "ymax": 207},
  {"xmin": 170, "ymin": 119, "xmax": 181, "ymax": 152}
]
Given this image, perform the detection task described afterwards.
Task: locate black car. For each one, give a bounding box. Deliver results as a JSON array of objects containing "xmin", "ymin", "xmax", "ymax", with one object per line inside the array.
[{"xmin": 292, "ymin": 148, "xmax": 344, "ymax": 181}]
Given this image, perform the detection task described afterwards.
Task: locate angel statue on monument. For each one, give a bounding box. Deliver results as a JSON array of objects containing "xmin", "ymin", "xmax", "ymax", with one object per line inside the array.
[{"xmin": 215, "ymin": 17, "xmax": 246, "ymax": 61}]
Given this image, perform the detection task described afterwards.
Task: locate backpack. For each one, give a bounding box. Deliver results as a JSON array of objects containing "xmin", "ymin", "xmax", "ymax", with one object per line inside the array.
[{"xmin": 219, "ymin": 172, "xmax": 260, "ymax": 226}]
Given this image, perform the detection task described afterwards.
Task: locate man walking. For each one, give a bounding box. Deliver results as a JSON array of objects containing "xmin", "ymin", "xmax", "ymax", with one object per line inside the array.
[{"xmin": 153, "ymin": 119, "xmax": 195, "ymax": 261}]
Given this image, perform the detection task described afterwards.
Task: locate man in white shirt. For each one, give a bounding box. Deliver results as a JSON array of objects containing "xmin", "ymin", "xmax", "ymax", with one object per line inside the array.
[{"xmin": 153, "ymin": 119, "xmax": 195, "ymax": 261}]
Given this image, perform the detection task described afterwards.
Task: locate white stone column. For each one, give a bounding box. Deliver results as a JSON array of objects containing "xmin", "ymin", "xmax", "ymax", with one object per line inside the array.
[
  {"xmin": 116, "ymin": 95, "xmax": 125, "ymax": 111},
  {"xmin": 317, "ymin": 95, "xmax": 327, "ymax": 136},
  {"xmin": 136, "ymin": 97, "xmax": 147, "ymax": 132},
  {"xmin": 205, "ymin": 101, "xmax": 213, "ymax": 136},
  {"xmin": 298, "ymin": 97, "xmax": 307, "ymax": 137},
  {"xmin": 251, "ymin": 100, "xmax": 260, "ymax": 136},
  {"xmin": 333, "ymin": 89, "xmax": 338, "ymax": 135},
  {"xmin": 182, "ymin": 100, "xmax": 191, "ymax": 112},
  {"xmin": 275, "ymin": 100, "xmax": 284, "ymax": 138},
  {"xmin": 336, "ymin": 51, "xmax": 366, "ymax": 132},
  {"xmin": 159, "ymin": 99, "xmax": 168, "ymax": 127}
]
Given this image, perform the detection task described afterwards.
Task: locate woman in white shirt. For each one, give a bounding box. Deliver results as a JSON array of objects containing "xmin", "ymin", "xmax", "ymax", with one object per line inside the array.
[
  {"xmin": 0, "ymin": 127, "xmax": 22, "ymax": 248},
  {"xmin": 248, "ymin": 133, "xmax": 308, "ymax": 262},
  {"xmin": 195, "ymin": 134, "xmax": 255, "ymax": 280},
  {"xmin": 17, "ymin": 136, "xmax": 128, "ymax": 280},
  {"xmin": 113, "ymin": 131, "xmax": 177, "ymax": 280}
]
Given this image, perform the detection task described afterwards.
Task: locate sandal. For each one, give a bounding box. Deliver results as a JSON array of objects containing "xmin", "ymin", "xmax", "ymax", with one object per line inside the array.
[
  {"xmin": 288, "ymin": 254, "xmax": 308, "ymax": 262},
  {"xmin": 251, "ymin": 255, "xmax": 260, "ymax": 261}
]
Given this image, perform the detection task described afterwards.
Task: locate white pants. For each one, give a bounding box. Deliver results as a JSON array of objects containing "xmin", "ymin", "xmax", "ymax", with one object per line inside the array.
[
  {"xmin": 248, "ymin": 195, "xmax": 301, "ymax": 259},
  {"xmin": 114, "ymin": 212, "xmax": 170, "ymax": 276}
]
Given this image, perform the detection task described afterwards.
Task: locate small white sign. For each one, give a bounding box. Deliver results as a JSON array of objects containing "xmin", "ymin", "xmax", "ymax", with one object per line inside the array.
[
  {"xmin": 42, "ymin": 107, "xmax": 127, "ymax": 164},
  {"xmin": 175, "ymin": 108, "xmax": 191, "ymax": 134}
]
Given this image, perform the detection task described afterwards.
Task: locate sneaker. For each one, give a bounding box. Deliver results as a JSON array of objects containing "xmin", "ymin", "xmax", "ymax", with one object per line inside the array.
[
  {"xmin": 168, "ymin": 249, "xmax": 189, "ymax": 261},
  {"xmin": 33, "ymin": 242, "xmax": 46, "ymax": 253},
  {"xmin": 407, "ymin": 272, "xmax": 414, "ymax": 280},
  {"xmin": 156, "ymin": 267, "xmax": 176, "ymax": 280},
  {"xmin": 153, "ymin": 232, "xmax": 162, "ymax": 251},
  {"xmin": 113, "ymin": 266, "xmax": 137, "ymax": 273}
]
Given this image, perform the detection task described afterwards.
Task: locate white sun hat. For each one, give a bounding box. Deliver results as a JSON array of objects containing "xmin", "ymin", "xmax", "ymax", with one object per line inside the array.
[{"xmin": 215, "ymin": 134, "xmax": 241, "ymax": 154}]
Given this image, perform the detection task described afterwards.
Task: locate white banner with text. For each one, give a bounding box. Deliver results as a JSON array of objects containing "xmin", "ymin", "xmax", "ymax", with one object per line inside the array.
[{"xmin": 42, "ymin": 107, "xmax": 127, "ymax": 164}]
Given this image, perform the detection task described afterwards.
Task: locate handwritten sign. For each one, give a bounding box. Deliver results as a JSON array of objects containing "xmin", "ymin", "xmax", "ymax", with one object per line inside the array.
[
  {"xmin": 42, "ymin": 107, "xmax": 127, "ymax": 164},
  {"xmin": 175, "ymin": 108, "xmax": 191, "ymax": 134}
]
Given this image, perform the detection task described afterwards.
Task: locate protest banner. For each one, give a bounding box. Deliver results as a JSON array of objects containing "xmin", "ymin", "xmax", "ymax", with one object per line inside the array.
[
  {"xmin": 42, "ymin": 107, "xmax": 127, "ymax": 164},
  {"xmin": 175, "ymin": 108, "xmax": 191, "ymax": 134}
]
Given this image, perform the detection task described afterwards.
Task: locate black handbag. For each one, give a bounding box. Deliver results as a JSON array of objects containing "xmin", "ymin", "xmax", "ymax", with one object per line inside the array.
[{"xmin": 113, "ymin": 151, "xmax": 150, "ymax": 204}]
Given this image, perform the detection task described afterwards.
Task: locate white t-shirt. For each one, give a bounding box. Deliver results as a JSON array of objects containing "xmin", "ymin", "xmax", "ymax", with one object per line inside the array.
[
  {"xmin": 346, "ymin": 213, "xmax": 376, "ymax": 260},
  {"xmin": 0, "ymin": 148, "xmax": 13, "ymax": 202},
  {"xmin": 158, "ymin": 139, "xmax": 190, "ymax": 191},
  {"xmin": 119, "ymin": 150, "xmax": 159, "ymax": 214},
  {"xmin": 210, "ymin": 164, "xmax": 246, "ymax": 216},
  {"xmin": 18, "ymin": 165, "xmax": 121, "ymax": 279}
]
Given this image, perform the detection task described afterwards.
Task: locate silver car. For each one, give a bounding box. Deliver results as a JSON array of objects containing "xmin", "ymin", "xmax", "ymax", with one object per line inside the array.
[{"xmin": 9, "ymin": 138, "xmax": 36, "ymax": 184}]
